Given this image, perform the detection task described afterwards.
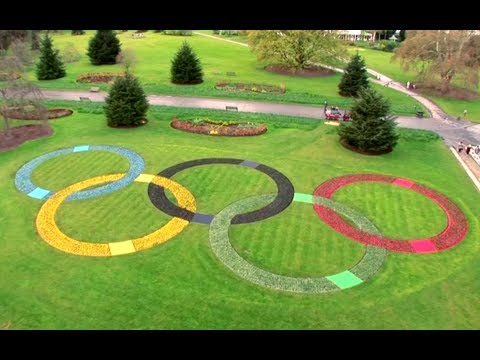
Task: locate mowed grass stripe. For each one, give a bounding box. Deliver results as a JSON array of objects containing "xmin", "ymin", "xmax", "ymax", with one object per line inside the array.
[
  {"xmin": 333, "ymin": 183, "xmax": 448, "ymax": 240},
  {"xmin": 31, "ymin": 151, "xmax": 130, "ymax": 191},
  {"xmin": 230, "ymin": 202, "xmax": 365, "ymax": 277}
]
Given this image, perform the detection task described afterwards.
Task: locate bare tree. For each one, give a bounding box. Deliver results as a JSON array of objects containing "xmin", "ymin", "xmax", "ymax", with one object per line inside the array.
[
  {"xmin": 394, "ymin": 30, "xmax": 480, "ymax": 93},
  {"xmin": 116, "ymin": 48, "xmax": 137, "ymax": 73}
]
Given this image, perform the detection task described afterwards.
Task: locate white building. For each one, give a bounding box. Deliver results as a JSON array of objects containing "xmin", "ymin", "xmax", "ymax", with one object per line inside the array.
[{"xmin": 337, "ymin": 30, "xmax": 373, "ymax": 42}]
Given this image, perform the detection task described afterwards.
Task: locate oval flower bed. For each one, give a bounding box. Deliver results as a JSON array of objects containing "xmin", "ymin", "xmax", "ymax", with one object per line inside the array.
[
  {"xmin": 76, "ymin": 72, "xmax": 125, "ymax": 83},
  {"xmin": 215, "ymin": 81, "xmax": 286, "ymax": 94},
  {"xmin": 171, "ymin": 117, "xmax": 267, "ymax": 136},
  {"xmin": 3, "ymin": 107, "xmax": 73, "ymax": 120}
]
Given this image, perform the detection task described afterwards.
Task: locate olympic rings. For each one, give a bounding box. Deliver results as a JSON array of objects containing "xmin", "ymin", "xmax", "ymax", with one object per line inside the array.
[
  {"xmin": 209, "ymin": 193, "xmax": 386, "ymax": 293},
  {"xmin": 15, "ymin": 145, "xmax": 145, "ymax": 201},
  {"xmin": 313, "ymin": 174, "xmax": 468, "ymax": 253},
  {"xmin": 147, "ymin": 158, "xmax": 295, "ymax": 225},
  {"xmin": 36, "ymin": 173, "xmax": 196, "ymax": 257},
  {"xmin": 15, "ymin": 146, "xmax": 469, "ymax": 293}
]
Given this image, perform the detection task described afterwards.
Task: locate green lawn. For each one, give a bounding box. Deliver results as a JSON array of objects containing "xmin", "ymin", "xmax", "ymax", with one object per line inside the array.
[
  {"xmin": 0, "ymin": 100, "xmax": 479, "ymax": 329},
  {"xmin": 21, "ymin": 31, "xmax": 427, "ymax": 116},
  {"xmin": 349, "ymin": 47, "xmax": 480, "ymax": 122}
]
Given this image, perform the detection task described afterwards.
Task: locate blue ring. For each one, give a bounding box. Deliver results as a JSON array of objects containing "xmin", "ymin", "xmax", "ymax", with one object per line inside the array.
[{"xmin": 15, "ymin": 145, "xmax": 145, "ymax": 201}]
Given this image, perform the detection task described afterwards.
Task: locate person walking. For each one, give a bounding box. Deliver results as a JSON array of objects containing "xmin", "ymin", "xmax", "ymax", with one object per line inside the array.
[
  {"xmin": 324, "ymin": 100, "xmax": 328, "ymax": 114},
  {"xmin": 406, "ymin": 81, "xmax": 410, "ymax": 89},
  {"xmin": 458, "ymin": 141, "xmax": 465, "ymax": 153},
  {"xmin": 463, "ymin": 109, "xmax": 468, "ymax": 119}
]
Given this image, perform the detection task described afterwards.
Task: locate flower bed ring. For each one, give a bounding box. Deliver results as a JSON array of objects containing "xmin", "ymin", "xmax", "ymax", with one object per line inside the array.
[
  {"xmin": 148, "ymin": 158, "xmax": 294, "ymax": 225},
  {"xmin": 209, "ymin": 193, "xmax": 387, "ymax": 293},
  {"xmin": 15, "ymin": 145, "xmax": 145, "ymax": 201},
  {"xmin": 313, "ymin": 174, "xmax": 468, "ymax": 253},
  {"xmin": 36, "ymin": 173, "xmax": 196, "ymax": 257}
]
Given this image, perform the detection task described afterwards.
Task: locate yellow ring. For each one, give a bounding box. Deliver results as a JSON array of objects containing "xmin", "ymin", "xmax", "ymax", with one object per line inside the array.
[{"xmin": 36, "ymin": 173, "xmax": 196, "ymax": 257}]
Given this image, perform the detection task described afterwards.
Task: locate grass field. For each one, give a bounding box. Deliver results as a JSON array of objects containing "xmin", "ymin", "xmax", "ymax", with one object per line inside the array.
[
  {"xmin": 0, "ymin": 100, "xmax": 479, "ymax": 329},
  {"xmin": 349, "ymin": 47, "xmax": 480, "ymax": 122},
  {"xmin": 22, "ymin": 31, "xmax": 427, "ymax": 116}
]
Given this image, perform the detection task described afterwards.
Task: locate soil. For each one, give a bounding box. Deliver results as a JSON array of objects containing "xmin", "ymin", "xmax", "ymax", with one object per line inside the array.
[
  {"xmin": 107, "ymin": 119, "xmax": 149, "ymax": 129},
  {"xmin": 3, "ymin": 108, "xmax": 73, "ymax": 120},
  {"xmin": 265, "ymin": 64, "xmax": 336, "ymax": 77},
  {"xmin": 340, "ymin": 138, "xmax": 392, "ymax": 156},
  {"xmin": 0, "ymin": 124, "xmax": 53, "ymax": 152},
  {"xmin": 414, "ymin": 83, "xmax": 480, "ymax": 100}
]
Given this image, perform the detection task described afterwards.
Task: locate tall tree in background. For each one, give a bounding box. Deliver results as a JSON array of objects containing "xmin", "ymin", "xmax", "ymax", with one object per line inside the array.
[
  {"xmin": 338, "ymin": 88, "xmax": 398, "ymax": 153},
  {"xmin": 36, "ymin": 34, "xmax": 66, "ymax": 80},
  {"xmin": 399, "ymin": 30, "xmax": 406, "ymax": 42},
  {"xmin": 87, "ymin": 30, "xmax": 121, "ymax": 65},
  {"xmin": 248, "ymin": 30, "xmax": 345, "ymax": 71},
  {"xmin": 394, "ymin": 30, "xmax": 480, "ymax": 93},
  {"xmin": 338, "ymin": 52, "xmax": 370, "ymax": 97},
  {"xmin": 170, "ymin": 41, "xmax": 203, "ymax": 84}
]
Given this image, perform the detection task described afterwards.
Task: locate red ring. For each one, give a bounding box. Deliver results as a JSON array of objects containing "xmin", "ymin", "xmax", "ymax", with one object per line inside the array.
[{"xmin": 313, "ymin": 174, "xmax": 468, "ymax": 253}]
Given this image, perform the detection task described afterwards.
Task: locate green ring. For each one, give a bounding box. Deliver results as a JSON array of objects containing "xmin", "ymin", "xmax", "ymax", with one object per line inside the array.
[{"xmin": 209, "ymin": 193, "xmax": 387, "ymax": 294}]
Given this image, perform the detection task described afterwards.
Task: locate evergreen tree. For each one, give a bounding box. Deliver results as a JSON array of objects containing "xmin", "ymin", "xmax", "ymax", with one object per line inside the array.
[
  {"xmin": 36, "ymin": 34, "xmax": 66, "ymax": 80},
  {"xmin": 338, "ymin": 52, "xmax": 370, "ymax": 97},
  {"xmin": 170, "ymin": 41, "xmax": 203, "ymax": 84},
  {"xmin": 399, "ymin": 30, "xmax": 406, "ymax": 42},
  {"xmin": 338, "ymin": 88, "xmax": 398, "ymax": 152},
  {"xmin": 87, "ymin": 30, "xmax": 121, "ymax": 65},
  {"xmin": 104, "ymin": 72, "xmax": 149, "ymax": 127}
]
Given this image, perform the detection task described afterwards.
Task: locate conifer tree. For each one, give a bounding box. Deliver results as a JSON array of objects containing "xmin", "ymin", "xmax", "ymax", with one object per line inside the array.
[
  {"xmin": 338, "ymin": 88, "xmax": 398, "ymax": 152},
  {"xmin": 36, "ymin": 34, "xmax": 66, "ymax": 80},
  {"xmin": 170, "ymin": 41, "xmax": 203, "ymax": 84},
  {"xmin": 87, "ymin": 30, "xmax": 121, "ymax": 65},
  {"xmin": 104, "ymin": 72, "xmax": 149, "ymax": 127},
  {"xmin": 338, "ymin": 53, "xmax": 370, "ymax": 97}
]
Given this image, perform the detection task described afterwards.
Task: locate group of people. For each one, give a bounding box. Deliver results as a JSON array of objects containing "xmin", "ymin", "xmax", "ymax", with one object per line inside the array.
[
  {"xmin": 406, "ymin": 81, "xmax": 417, "ymax": 90},
  {"xmin": 323, "ymin": 101, "xmax": 350, "ymax": 121},
  {"xmin": 457, "ymin": 141, "xmax": 480, "ymax": 155}
]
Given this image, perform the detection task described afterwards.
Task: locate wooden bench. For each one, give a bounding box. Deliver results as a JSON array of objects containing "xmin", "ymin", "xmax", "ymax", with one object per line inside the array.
[
  {"xmin": 90, "ymin": 86, "xmax": 100, "ymax": 92},
  {"xmin": 226, "ymin": 106, "xmax": 238, "ymax": 111},
  {"xmin": 79, "ymin": 96, "xmax": 91, "ymax": 102},
  {"xmin": 226, "ymin": 72, "xmax": 236, "ymax": 76}
]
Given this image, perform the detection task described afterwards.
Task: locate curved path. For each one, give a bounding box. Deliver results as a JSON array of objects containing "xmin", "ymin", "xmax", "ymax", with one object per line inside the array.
[{"xmin": 42, "ymin": 89, "xmax": 480, "ymax": 146}]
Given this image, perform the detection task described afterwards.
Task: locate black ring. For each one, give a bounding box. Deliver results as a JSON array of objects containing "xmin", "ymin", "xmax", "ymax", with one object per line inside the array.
[{"xmin": 147, "ymin": 158, "xmax": 295, "ymax": 225}]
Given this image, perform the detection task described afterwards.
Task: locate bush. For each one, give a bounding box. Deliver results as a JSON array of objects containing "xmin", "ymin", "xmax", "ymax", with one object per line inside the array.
[
  {"xmin": 219, "ymin": 30, "xmax": 239, "ymax": 37},
  {"xmin": 104, "ymin": 73, "xmax": 149, "ymax": 127},
  {"xmin": 163, "ymin": 30, "xmax": 192, "ymax": 36},
  {"xmin": 212, "ymin": 30, "xmax": 220, "ymax": 34},
  {"xmin": 378, "ymin": 40, "xmax": 399, "ymax": 52},
  {"xmin": 135, "ymin": 30, "xmax": 148, "ymax": 33},
  {"xmin": 71, "ymin": 30, "xmax": 85, "ymax": 35}
]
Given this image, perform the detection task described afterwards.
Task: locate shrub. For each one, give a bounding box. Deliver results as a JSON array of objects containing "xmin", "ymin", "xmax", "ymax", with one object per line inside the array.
[
  {"xmin": 212, "ymin": 30, "xmax": 220, "ymax": 34},
  {"xmin": 77, "ymin": 72, "xmax": 125, "ymax": 83},
  {"xmin": 71, "ymin": 30, "xmax": 85, "ymax": 35},
  {"xmin": 219, "ymin": 30, "xmax": 239, "ymax": 37},
  {"xmin": 163, "ymin": 30, "xmax": 193, "ymax": 36}
]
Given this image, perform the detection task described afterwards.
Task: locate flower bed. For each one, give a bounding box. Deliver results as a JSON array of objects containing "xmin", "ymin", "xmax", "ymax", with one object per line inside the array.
[
  {"xmin": 171, "ymin": 117, "xmax": 267, "ymax": 136},
  {"xmin": 313, "ymin": 174, "xmax": 468, "ymax": 253},
  {"xmin": 76, "ymin": 72, "xmax": 125, "ymax": 83},
  {"xmin": 215, "ymin": 81, "xmax": 286, "ymax": 94},
  {"xmin": 3, "ymin": 107, "xmax": 73, "ymax": 120}
]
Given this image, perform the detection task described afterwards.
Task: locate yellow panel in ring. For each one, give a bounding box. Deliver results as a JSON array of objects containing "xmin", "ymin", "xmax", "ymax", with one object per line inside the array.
[{"xmin": 36, "ymin": 173, "xmax": 196, "ymax": 257}]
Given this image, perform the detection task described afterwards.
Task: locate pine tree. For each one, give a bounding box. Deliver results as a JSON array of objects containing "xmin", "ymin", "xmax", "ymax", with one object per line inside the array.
[
  {"xmin": 36, "ymin": 34, "xmax": 66, "ymax": 80},
  {"xmin": 170, "ymin": 41, "xmax": 203, "ymax": 84},
  {"xmin": 87, "ymin": 30, "xmax": 121, "ymax": 65},
  {"xmin": 104, "ymin": 72, "xmax": 149, "ymax": 127},
  {"xmin": 399, "ymin": 30, "xmax": 406, "ymax": 42},
  {"xmin": 338, "ymin": 88, "xmax": 398, "ymax": 152},
  {"xmin": 338, "ymin": 52, "xmax": 370, "ymax": 97}
]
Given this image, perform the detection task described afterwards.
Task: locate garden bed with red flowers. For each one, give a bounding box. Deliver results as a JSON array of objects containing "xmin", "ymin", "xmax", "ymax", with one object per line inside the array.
[
  {"xmin": 215, "ymin": 81, "xmax": 286, "ymax": 94},
  {"xmin": 313, "ymin": 174, "xmax": 468, "ymax": 253},
  {"xmin": 171, "ymin": 117, "xmax": 267, "ymax": 136},
  {"xmin": 3, "ymin": 107, "xmax": 73, "ymax": 120},
  {"xmin": 76, "ymin": 72, "xmax": 125, "ymax": 83}
]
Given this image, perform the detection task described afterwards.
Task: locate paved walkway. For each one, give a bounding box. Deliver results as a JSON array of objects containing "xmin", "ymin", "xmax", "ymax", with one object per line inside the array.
[{"xmin": 42, "ymin": 89, "xmax": 480, "ymax": 147}]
